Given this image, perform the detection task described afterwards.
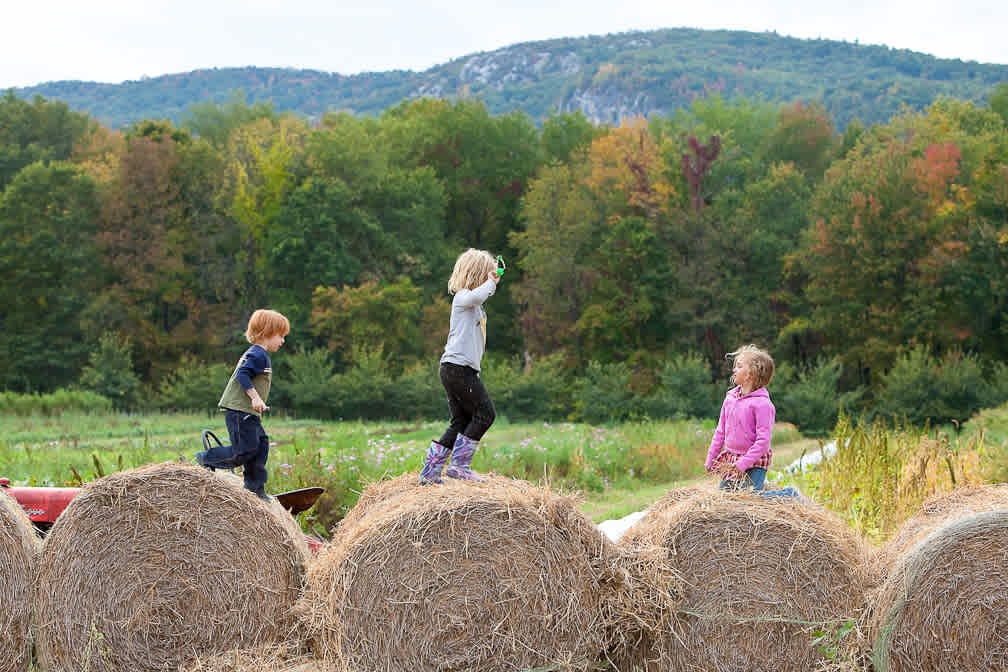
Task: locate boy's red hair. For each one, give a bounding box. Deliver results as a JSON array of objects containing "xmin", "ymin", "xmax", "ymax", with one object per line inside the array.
[{"xmin": 245, "ymin": 309, "xmax": 290, "ymax": 344}]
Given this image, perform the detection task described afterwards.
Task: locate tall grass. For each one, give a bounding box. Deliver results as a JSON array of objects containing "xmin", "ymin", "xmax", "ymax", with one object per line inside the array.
[{"xmin": 796, "ymin": 413, "xmax": 987, "ymax": 541}]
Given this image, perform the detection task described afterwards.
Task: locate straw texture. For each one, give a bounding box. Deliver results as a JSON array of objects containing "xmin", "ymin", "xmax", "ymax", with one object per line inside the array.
[
  {"xmin": 0, "ymin": 489, "xmax": 40, "ymax": 672},
  {"xmin": 870, "ymin": 485, "xmax": 1008, "ymax": 672},
  {"xmin": 181, "ymin": 643, "xmax": 333, "ymax": 672},
  {"xmin": 615, "ymin": 487, "xmax": 873, "ymax": 672},
  {"xmin": 35, "ymin": 463, "xmax": 309, "ymax": 672},
  {"xmin": 300, "ymin": 475, "xmax": 625, "ymax": 672}
]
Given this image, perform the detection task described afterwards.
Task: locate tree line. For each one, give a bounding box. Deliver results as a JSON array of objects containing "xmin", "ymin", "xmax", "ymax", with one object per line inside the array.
[{"xmin": 2, "ymin": 86, "xmax": 1007, "ymax": 432}]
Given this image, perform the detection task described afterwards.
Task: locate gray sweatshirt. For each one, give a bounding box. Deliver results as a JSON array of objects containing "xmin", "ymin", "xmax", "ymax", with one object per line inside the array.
[{"xmin": 440, "ymin": 278, "xmax": 496, "ymax": 371}]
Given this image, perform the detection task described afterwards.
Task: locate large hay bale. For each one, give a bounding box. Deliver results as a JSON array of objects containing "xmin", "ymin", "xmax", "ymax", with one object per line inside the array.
[
  {"xmin": 0, "ymin": 489, "xmax": 40, "ymax": 672},
  {"xmin": 879, "ymin": 483, "xmax": 1008, "ymax": 560},
  {"xmin": 870, "ymin": 486, "xmax": 1008, "ymax": 672},
  {"xmin": 333, "ymin": 472, "xmax": 523, "ymax": 535},
  {"xmin": 35, "ymin": 463, "xmax": 309, "ymax": 672},
  {"xmin": 300, "ymin": 477, "xmax": 625, "ymax": 672},
  {"xmin": 616, "ymin": 489, "xmax": 873, "ymax": 672}
]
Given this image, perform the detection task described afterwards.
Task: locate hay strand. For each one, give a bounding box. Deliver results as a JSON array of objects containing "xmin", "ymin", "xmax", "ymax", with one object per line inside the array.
[
  {"xmin": 0, "ymin": 488, "xmax": 40, "ymax": 672},
  {"xmin": 35, "ymin": 463, "xmax": 309, "ymax": 672}
]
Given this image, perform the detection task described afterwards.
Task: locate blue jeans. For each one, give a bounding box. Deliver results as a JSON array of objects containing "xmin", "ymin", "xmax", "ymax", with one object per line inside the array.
[
  {"xmin": 718, "ymin": 468, "xmax": 802, "ymax": 499},
  {"xmin": 201, "ymin": 410, "xmax": 270, "ymax": 493}
]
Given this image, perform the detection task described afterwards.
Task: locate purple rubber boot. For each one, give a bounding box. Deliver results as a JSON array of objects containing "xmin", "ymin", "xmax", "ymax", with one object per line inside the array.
[
  {"xmin": 444, "ymin": 435, "xmax": 485, "ymax": 482},
  {"xmin": 419, "ymin": 440, "xmax": 450, "ymax": 485}
]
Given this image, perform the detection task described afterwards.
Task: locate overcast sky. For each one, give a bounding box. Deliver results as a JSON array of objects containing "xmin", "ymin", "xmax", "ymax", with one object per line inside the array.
[{"xmin": 4, "ymin": 0, "xmax": 1007, "ymax": 89}]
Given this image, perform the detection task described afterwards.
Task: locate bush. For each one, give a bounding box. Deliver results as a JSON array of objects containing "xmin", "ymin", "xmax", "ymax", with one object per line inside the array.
[
  {"xmin": 643, "ymin": 352, "xmax": 723, "ymax": 421},
  {"xmin": 482, "ymin": 353, "xmax": 574, "ymax": 422},
  {"xmin": 387, "ymin": 362, "xmax": 444, "ymax": 421},
  {"xmin": 329, "ymin": 347, "xmax": 395, "ymax": 420},
  {"xmin": 156, "ymin": 358, "xmax": 233, "ymax": 412},
  {"xmin": 0, "ymin": 389, "xmax": 113, "ymax": 415},
  {"xmin": 283, "ymin": 348, "xmax": 339, "ymax": 419},
  {"xmin": 875, "ymin": 347, "xmax": 999, "ymax": 426},
  {"xmin": 774, "ymin": 357, "xmax": 864, "ymax": 436},
  {"xmin": 573, "ymin": 360, "xmax": 639, "ymax": 424},
  {"xmin": 78, "ymin": 332, "xmax": 140, "ymax": 408}
]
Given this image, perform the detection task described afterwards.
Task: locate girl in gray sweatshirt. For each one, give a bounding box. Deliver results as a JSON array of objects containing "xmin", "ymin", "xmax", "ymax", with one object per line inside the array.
[{"xmin": 419, "ymin": 248, "xmax": 501, "ymax": 484}]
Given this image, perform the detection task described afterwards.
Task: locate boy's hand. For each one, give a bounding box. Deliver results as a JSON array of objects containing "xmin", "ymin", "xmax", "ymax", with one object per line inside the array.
[
  {"xmin": 488, "ymin": 270, "xmax": 501, "ymax": 285},
  {"xmin": 247, "ymin": 389, "xmax": 268, "ymax": 413}
]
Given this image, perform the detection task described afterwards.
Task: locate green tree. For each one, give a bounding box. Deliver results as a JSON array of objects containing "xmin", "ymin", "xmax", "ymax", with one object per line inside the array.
[
  {"xmin": 310, "ymin": 279, "xmax": 425, "ymax": 373},
  {"xmin": 990, "ymin": 83, "xmax": 1008, "ymax": 126},
  {"xmin": 0, "ymin": 92, "xmax": 91, "ymax": 191},
  {"xmin": 79, "ymin": 332, "xmax": 141, "ymax": 407},
  {"xmin": 541, "ymin": 109, "xmax": 600, "ymax": 164},
  {"xmin": 762, "ymin": 101, "xmax": 837, "ymax": 180},
  {"xmin": 181, "ymin": 90, "xmax": 279, "ymax": 147},
  {"xmin": 0, "ymin": 162, "xmax": 101, "ymax": 391}
]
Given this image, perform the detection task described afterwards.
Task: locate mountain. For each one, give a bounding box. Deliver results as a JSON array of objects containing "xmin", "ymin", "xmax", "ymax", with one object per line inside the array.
[{"xmin": 12, "ymin": 27, "xmax": 1008, "ymax": 130}]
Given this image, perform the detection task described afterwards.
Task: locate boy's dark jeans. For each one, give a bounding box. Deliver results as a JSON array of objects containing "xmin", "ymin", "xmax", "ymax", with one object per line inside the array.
[
  {"xmin": 201, "ymin": 409, "xmax": 270, "ymax": 493},
  {"xmin": 437, "ymin": 362, "xmax": 496, "ymax": 448}
]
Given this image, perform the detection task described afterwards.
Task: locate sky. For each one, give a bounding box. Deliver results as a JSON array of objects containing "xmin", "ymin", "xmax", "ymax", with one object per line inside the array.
[{"xmin": 4, "ymin": 0, "xmax": 1007, "ymax": 89}]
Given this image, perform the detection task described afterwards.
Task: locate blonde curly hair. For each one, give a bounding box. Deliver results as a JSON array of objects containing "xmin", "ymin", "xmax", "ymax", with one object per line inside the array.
[
  {"xmin": 728, "ymin": 344, "xmax": 775, "ymax": 389},
  {"xmin": 447, "ymin": 248, "xmax": 496, "ymax": 294}
]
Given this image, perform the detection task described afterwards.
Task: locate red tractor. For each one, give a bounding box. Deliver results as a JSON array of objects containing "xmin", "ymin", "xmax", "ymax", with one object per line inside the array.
[{"xmin": 0, "ymin": 477, "xmax": 326, "ymax": 553}]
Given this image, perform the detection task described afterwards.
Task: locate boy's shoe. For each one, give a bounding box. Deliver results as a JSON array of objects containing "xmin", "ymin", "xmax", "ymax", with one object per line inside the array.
[
  {"xmin": 249, "ymin": 488, "xmax": 273, "ymax": 503},
  {"xmin": 194, "ymin": 450, "xmax": 215, "ymax": 471}
]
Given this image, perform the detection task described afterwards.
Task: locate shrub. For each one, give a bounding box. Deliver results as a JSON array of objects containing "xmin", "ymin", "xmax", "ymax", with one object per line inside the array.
[
  {"xmin": 387, "ymin": 362, "xmax": 444, "ymax": 421},
  {"xmin": 0, "ymin": 389, "xmax": 112, "ymax": 415},
  {"xmin": 156, "ymin": 358, "xmax": 233, "ymax": 412},
  {"xmin": 284, "ymin": 348, "xmax": 339, "ymax": 419},
  {"xmin": 643, "ymin": 352, "xmax": 723, "ymax": 421},
  {"xmin": 329, "ymin": 347, "xmax": 395, "ymax": 420},
  {"xmin": 78, "ymin": 332, "xmax": 140, "ymax": 408},
  {"xmin": 875, "ymin": 347, "xmax": 998, "ymax": 426},
  {"xmin": 774, "ymin": 357, "xmax": 864, "ymax": 437},
  {"xmin": 482, "ymin": 353, "xmax": 574, "ymax": 422},
  {"xmin": 574, "ymin": 361, "xmax": 639, "ymax": 424}
]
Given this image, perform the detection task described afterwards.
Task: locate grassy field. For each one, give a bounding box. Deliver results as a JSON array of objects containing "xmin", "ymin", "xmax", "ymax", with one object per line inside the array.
[
  {"xmin": 3, "ymin": 406, "xmax": 1004, "ymax": 540},
  {"xmin": 0, "ymin": 410, "xmax": 811, "ymax": 531}
]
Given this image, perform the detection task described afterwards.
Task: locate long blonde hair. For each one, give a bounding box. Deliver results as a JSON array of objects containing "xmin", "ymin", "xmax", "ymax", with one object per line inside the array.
[{"xmin": 447, "ymin": 248, "xmax": 496, "ymax": 294}]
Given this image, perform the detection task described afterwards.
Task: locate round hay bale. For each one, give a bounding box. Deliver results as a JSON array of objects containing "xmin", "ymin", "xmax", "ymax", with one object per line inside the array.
[
  {"xmin": 880, "ymin": 483, "xmax": 1008, "ymax": 561},
  {"xmin": 869, "ymin": 486, "xmax": 1008, "ymax": 672},
  {"xmin": 0, "ymin": 488, "xmax": 40, "ymax": 672},
  {"xmin": 644, "ymin": 483, "xmax": 718, "ymax": 517},
  {"xmin": 334, "ymin": 472, "xmax": 525, "ymax": 536},
  {"xmin": 300, "ymin": 477, "xmax": 625, "ymax": 672},
  {"xmin": 616, "ymin": 489, "xmax": 873, "ymax": 672},
  {"xmin": 35, "ymin": 463, "xmax": 309, "ymax": 672}
]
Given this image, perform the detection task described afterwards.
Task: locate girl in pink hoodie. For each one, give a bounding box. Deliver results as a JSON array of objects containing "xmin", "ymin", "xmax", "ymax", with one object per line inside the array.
[{"xmin": 705, "ymin": 345, "xmax": 776, "ymax": 491}]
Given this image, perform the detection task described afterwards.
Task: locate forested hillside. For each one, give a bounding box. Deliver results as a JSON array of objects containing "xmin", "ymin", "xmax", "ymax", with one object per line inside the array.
[
  {"xmin": 3, "ymin": 84, "xmax": 1008, "ymax": 431},
  {"xmin": 12, "ymin": 28, "xmax": 1008, "ymax": 130}
]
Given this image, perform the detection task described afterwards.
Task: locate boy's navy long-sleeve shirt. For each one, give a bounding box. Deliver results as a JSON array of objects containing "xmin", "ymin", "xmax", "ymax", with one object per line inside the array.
[{"xmin": 218, "ymin": 345, "xmax": 273, "ymax": 416}]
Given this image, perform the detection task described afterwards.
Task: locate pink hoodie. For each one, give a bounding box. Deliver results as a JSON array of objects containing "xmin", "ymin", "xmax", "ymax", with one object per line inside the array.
[{"xmin": 705, "ymin": 386, "xmax": 775, "ymax": 472}]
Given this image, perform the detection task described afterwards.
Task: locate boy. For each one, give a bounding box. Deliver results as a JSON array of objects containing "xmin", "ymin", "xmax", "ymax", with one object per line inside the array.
[{"xmin": 196, "ymin": 309, "xmax": 289, "ymax": 500}]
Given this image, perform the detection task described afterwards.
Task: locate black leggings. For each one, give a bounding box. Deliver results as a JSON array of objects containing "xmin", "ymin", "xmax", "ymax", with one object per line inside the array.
[{"xmin": 437, "ymin": 362, "xmax": 496, "ymax": 447}]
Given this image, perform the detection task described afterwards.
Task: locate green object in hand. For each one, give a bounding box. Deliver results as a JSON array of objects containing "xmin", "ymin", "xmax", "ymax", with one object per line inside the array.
[{"xmin": 496, "ymin": 255, "xmax": 506, "ymax": 275}]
